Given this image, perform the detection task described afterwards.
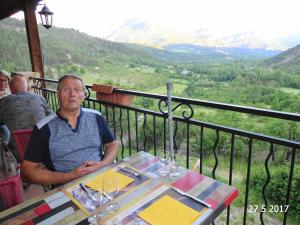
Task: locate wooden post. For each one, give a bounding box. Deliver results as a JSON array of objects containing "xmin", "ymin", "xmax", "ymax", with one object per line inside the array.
[{"xmin": 23, "ymin": 0, "xmax": 44, "ymax": 79}]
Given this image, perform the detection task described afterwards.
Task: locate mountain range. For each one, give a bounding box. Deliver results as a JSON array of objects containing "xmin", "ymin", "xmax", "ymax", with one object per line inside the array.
[
  {"xmin": 265, "ymin": 44, "xmax": 300, "ymax": 67},
  {"xmin": 106, "ymin": 19, "xmax": 287, "ymax": 52},
  {"xmin": 1, "ymin": 17, "xmax": 300, "ymax": 70}
]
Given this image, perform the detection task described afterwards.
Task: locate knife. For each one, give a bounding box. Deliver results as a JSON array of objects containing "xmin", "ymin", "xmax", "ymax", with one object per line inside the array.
[
  {"xmin": 170, "ymin": 186, "xmax": 212, "ymax": 208},
  {"xmin": 79, "ymin": 183, "xmax": 99, "ymax": 203},
  {"xmin": 118, "ymin": 167, "xmax": 141, "ymax": 177}
]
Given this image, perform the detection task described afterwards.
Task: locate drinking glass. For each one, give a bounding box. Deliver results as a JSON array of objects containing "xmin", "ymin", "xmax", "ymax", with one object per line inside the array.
[
  {"xmin": 169, "ymin": 150, "xmax": 183, "ymax": 179},
  {"xmin": 157, "ymin": 151, "xmax": 171, "ymax": 176},
  {"xmin": 85, "ymin": 191, "xmax": 103, "ymax": 224},
  {"xmin": 102, "ymin": 175, "xmax": 120, "ymax": 212}
]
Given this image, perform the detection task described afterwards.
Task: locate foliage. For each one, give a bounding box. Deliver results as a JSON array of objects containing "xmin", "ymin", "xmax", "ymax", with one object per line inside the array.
[{"xmin": 251, "ymin": 166, "xmax": 300, "ymax": 223}]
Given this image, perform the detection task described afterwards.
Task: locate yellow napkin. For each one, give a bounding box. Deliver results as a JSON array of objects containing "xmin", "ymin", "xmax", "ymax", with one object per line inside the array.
[
  {"xmin": 139, "ymin": 195, "xmax": 201, "ymax": 225},
  {"xmin": 85, "ymin": 169, "xmax": 134, "ymax": 192}
]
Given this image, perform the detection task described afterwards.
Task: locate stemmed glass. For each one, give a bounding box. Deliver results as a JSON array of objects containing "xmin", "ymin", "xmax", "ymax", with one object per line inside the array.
[
  {"xmin": 85, "ymin": 190, "xmax": 103, "ymax": 224},
  {"xmin": 158, "ymin": 151, "xmax": 170, "ymax": 176},
  {"xmin": 102, "ymin": 174, "xmax": 120, "ymax": 212},
  {"xmin": 169, "ymin": 149, "xmax": 183, "ymax": 179}
]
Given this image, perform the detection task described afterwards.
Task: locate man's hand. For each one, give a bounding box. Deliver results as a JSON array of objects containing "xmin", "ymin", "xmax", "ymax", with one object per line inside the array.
[
  {"xmin": 70, "ymin": 161, "xmax": 104, "ymax": 178},
  {"xmin": 21, "ymin": 141, "xmax": 118, "ymax": 185},
  {"xmin": 21, "ymin": 160, "xmax": 103, "ymax": 185}
]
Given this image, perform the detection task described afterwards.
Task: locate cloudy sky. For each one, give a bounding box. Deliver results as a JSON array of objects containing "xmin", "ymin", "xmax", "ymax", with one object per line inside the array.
[{"xmin": 14, "ymin": 0, "xmax": 300, "ymax": 41}]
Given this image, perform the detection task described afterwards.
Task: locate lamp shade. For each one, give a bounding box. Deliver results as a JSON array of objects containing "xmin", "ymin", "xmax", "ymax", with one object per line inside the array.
[{"xmin": 38, "ymin": 5, "xmax": 53, "ymax": 29}]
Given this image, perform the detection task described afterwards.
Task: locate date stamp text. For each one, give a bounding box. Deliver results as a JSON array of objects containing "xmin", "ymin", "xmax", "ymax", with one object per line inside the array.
[{"xmin": 248, "ymin": 205, "xmax": 289, "ymax": 213}]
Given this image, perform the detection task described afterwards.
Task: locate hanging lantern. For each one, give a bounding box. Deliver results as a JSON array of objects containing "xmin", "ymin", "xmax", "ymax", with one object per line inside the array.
[{"xmin": 38, "ymin": 5, "xmax": 53, "ymax": 29}]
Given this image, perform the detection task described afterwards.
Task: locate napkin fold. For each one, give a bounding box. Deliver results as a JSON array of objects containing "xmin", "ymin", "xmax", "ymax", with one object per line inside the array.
[
  {"xmin": 139, "ymin": 195, "xmax": 200, "ymax": 225},
  {"xmin": 85, "ymin": 169, "xmax": 134, "ymax": 192}
]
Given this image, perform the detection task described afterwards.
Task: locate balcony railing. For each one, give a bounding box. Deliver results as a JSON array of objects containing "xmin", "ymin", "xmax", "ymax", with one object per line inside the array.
[{"xmin": 32, "ymin": 77, "xmax": 300, "ymax": 225}]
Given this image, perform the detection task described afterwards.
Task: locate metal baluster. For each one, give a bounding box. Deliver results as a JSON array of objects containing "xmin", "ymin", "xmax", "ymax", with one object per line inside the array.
[
  {"xmin": 200, "ymin": 126, "xmax": 204, "ymax": 174},
  {"xmin": 153, "ymin": 115, "xmax": 157, "ymax": 156},
  {"xmin": 54, "ymin": 93, "xmax": 59, "ymax": 110},
  {"xmin": 283, "ymin": 147, "xmax": 296, "ymax": 225},
  {"xmin": 127, "ymin": 109, "xmax": 131, "ymax": 156},
  {"xmin": 105, "ymin": 104, "xmax": 109, "ymax": 122},
  {"xmin": 186, "ymin": 123, "xmax": 190, "ymax": 168},
  {"xmin": 135, "ymin": 111, "xmax": 139, "ymax": 152},
  {"xmin": 86, "ymin": 97, "xmax": 90, "ymax": 109},
  {"xmin": 226, "ymin": 133, "xmax": 235, "ymax": 225},
  {"xmin": 119, "ymin": 108, "xmax": 124, "ymax": 159},
  {"xmin": 260, "ymin": 143, "xmax": 274, "ymax": 225},
  {"xmin": 92, "ymin": 101, "xmax": 96, "ymax": 110},
  {"xmin": 163, "ymin": 117, "xmax": 166, "ymax": 157},
  {"xmin": 143, "ymin": 113, "xmax": 147, "ymax": 151},
  {"xmin": 243, "ymin": 138, "xmax": 253, "ymax": 225},
  {"xmin": 112, "ymin": 106, "xmax": 116, "ymax": 138},
  {"xmin": 50, "ymin": 92, "xmax": 55, "ymax": 111},
  {"xmin": 212, "ymin": 130, "xmax": 219, "ymax": 179},
  {"xmin": 99, "ymin": 102, "xmax": 102, "ymax": 113}
]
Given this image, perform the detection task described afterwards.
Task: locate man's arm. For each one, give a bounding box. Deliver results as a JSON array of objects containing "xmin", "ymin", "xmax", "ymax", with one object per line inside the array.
[
  {"xmin": 99, "ymin": 140, "xmax": 118, "ymax": 167},
  {"xmin": 21, "ymin": 160, "xmax": 100, "ymax": 185},
  {"xmin": 21, "ymin": 141, "xmax": 118, "ymax": 185}
]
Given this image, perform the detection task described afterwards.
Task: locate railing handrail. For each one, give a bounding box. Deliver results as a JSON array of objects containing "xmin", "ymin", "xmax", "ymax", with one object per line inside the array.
[{"xmin": 31, "ymin": 77, "xmax": 300, "ymax": 122}]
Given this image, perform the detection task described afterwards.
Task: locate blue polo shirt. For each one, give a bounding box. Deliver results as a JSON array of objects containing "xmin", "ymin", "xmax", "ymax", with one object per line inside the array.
[{"xmin": 25, "ymin": 108, "xmax": 115, "ymax": 173}]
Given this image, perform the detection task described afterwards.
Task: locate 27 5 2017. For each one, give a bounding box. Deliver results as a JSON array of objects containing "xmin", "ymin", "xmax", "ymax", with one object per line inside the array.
[{"xmin": 248, "ymin": 205, "xmax": 289, "ymax": 213}]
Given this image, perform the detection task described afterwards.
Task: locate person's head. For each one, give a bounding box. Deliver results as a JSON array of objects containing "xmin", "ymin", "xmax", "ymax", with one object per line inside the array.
[
  {"xmin": 57, "ymin": 74, "xmax": 85, "ymax": 112},
  {"xmin": 9, "ymin": 76, "xmax": 28, "ymax": 94},
  {"xmin": 0, "ymin": 70, "xmax": 10, "ymax": 91}
]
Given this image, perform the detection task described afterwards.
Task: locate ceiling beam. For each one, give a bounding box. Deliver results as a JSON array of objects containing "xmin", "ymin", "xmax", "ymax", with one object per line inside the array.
[{"xmin": 23, "ymin": 0, "xmax": 44, "ymax": 78}]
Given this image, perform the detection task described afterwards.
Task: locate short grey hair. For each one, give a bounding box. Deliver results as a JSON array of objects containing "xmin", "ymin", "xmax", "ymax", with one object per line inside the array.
[
  {"xmin": 0, "ymin": 70, "xmax": 10, "ymax": 81},
  {"xmin": 57, "ymin": 74, "xmax": 85, "ymax": 91}
]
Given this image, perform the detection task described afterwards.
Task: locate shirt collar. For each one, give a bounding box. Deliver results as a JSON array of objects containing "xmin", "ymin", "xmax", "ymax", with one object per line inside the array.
[{"xmin": 56, "ymin": 108, "xmax": 82, "ymax": 132}]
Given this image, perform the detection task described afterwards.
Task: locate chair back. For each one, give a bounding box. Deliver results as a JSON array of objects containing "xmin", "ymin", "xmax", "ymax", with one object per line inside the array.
[
  {"xmin": 0, "ymin": 125, "xmax": 10, "ymax": 145},
  {"xmin": 12, "ymin": 129, "xmax": 32, "ymax": 162},
  {"xmin": 0, "ymin": 174, "xmax": 24, "ymax": 211}
]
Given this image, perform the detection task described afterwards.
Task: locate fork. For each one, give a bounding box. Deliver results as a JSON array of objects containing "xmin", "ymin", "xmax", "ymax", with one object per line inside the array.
[{"xmin": 118, "ymin": 167, "xmax": 141, "ymax": 177}]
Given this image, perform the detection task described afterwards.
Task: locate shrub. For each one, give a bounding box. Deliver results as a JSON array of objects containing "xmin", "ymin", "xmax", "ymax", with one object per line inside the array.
[{"xmin": 251, "ymin": 166, "xmax": 300, "ymax": 222}]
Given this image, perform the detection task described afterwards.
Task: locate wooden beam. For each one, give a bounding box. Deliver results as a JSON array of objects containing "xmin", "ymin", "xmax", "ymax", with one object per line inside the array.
[{"xmin": 23, "ymin": 0, "xmax": 44, "ymax": 78}]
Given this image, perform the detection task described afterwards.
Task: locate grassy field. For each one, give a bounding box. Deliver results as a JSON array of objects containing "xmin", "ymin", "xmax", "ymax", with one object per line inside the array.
[
  {"xmin": 280, "ymin": 87, "xmax": 300, "ymax": 94},
  {"xmin": 80, "ymin": 64, "xmax": 169, "ymax": 90},
  {"xmin": 148, "ymin": 83, "xmax": 188, "ymax": 95}
]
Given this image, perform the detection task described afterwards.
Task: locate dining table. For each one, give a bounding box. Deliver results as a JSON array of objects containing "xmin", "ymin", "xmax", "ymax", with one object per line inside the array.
[{"xmin": 0, "ymin": 151, "xmax": 238, "ymax": 225}]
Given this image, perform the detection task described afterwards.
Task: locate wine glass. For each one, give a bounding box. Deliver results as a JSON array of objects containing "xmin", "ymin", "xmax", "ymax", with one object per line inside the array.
[
  {"xmin": 169, "ymin": 149, "xmax": 183, "ymax": 179},
  {"xmin": 102, "ymin": 175, "xmax": 120, "ymax": 212},
  {"xmin": 158, "ymin": 152, "xmax": 170, "ymax": 176},
  {"xmin": 85, "ymin": 190, "xmax": 103, "ymax": 224}
]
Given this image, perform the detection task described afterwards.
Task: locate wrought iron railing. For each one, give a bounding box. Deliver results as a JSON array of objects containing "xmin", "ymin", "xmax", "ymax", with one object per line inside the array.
[{"xmin": 32, "ymin": 77, "xmax": 300, "ymax": 225}]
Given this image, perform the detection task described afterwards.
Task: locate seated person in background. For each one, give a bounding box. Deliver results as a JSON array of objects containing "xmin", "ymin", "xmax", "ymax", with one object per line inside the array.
[
  {"xmin": 21, "ymin": 74, "xmax": 118, "ymax": 185},
  {"xmin": 0, "ymin": 76, "xmax": 52, "ymax": 159},
  {"xmin": 0, "ymin": 70, "xmax": 10, "ymax": 99}
]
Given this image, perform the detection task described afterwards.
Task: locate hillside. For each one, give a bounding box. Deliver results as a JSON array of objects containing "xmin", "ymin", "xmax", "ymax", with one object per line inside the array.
[
  {"xmin": 0, "ymin": 18, "xmax": 163, "ymax": 71},
  {"xmin": 265, "ymin": 44, "xmax": 300, "ymax": 67},
  {"xmin": 0, "ymin": 17, "xmax": 283, "ymax": 75}
]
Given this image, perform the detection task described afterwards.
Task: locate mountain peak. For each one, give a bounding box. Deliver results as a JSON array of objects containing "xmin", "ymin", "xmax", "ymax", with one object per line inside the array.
[{"xmin": 106, "ymin": 18, "xmax": 287, "ymax": 51}]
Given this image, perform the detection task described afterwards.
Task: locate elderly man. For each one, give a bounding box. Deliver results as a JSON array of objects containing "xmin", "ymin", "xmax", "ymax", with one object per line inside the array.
[
  {"xmin": 21, "ymin": 74, "xmax": 118, "ymax": 185},
  {"xmin": 0, "ymin": 76, "xmax": 52, "ymax": 159},
  {"xmin": 0, "ymin": 70, "xmax": 10, "ymax": 99}
]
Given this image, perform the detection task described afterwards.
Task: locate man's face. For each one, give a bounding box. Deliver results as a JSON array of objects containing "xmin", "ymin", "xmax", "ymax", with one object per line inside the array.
[
  {"xmin": 58, "ymin": 78, "xmax": 85, "ymax": 111},
  {"xmin": 0, "ymin": 75, "xmax": 9, "ymax": 91}
]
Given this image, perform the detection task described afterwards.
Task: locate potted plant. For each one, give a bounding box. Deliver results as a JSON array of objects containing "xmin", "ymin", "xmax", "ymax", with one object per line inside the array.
[{"xmin": 92, "ymin": 84, "xmax": 135, "ymax": 106}]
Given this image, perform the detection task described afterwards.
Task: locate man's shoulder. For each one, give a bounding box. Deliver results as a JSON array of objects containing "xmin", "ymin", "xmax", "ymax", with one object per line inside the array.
[
  {"xmin": 36, "ymin": 113, "xmax": 57, "ymax": 129},
  {"xmin": 26, "ymin": 92, "xmax": 46, "ymax": 100},
  {"xmin": 82, "ymin": 108, "xmax": 102, "ymax": 116}
]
